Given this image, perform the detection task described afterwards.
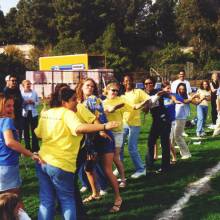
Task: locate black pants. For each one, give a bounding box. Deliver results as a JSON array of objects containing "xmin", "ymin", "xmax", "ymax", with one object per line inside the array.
[
  {"xmin": 211, "ymin": 98, "xmax": 217, "ymax": 125},
  {"xmin": 23, "ymin": 111, "xmax": 39, "ymax": 152},
  {"xmin": 146, "ymin": 120, "xmax": 171, "ymax": 171}
]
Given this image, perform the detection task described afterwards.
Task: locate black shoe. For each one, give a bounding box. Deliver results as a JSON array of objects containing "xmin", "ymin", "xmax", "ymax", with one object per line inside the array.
[{"xmin": 156, "ymin": 168, "xmax": 170, "ymax": 174}]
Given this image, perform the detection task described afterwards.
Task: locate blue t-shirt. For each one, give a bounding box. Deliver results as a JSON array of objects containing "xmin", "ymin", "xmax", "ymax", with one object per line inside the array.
[
  {"xmin": 163, "ymin": 93, "xmax": 176, "ymax": 122},
  {"xmin": 0, "ymin": 118, "xmax": 19, "ymax": 166},
  {"xmin": 175, "ymin": 95, "xmax": 190, "ymax": 120}
]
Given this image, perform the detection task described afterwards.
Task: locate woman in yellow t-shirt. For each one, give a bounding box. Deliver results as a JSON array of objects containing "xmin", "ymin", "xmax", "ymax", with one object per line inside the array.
[
  {"xmin": 35, "ymin": 88, "xmax": 119, "ymax": 219},
  {"xmin": 76, "ymin": 78, "xmax": 122, "ymax": 213},
  {"xmin": 103, "ymin": 82, "xmax": 147, "ymax": 188}
]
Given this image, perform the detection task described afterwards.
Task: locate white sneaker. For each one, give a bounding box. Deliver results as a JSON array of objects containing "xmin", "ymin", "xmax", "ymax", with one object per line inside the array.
[
  {"xmin": 131, "ymin": 169, "xmax": 146, "ymax": 179},
  {"xmin": 80, "ymin": 186, "xmax": 87, "ymax": 193},
  {"xmin": 181, "ymin": 155, "xmax": 192, "ymax": 160},
  {"xmin": 200, "ymin": 132, "xmax": 206, "ymax": 137},
  {"xmin": 100, "ymin": 190, "xmax": 108, "ymax": 196},
  {"xmin": 113, "ymin": 169, "xmax": 119, "ymax": 176},
  {"xmin": 182, "ymin": 132, "xmax": 188, "ymax": 137}
]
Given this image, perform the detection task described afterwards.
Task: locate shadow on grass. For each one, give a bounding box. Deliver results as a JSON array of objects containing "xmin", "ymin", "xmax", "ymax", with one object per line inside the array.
[
  {"xmin": 86, "ymin": 148, "xmax": 220, "ymax": 220},
  {"xmin": 181, "ymin": 173, "xmax": 220, "ymax": 220}
]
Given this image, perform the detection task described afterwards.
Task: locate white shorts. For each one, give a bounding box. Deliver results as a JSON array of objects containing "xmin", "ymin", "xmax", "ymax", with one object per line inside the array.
[{"xmin": 112, "ymin": 132, "xmax": 123, "ymax": 148}]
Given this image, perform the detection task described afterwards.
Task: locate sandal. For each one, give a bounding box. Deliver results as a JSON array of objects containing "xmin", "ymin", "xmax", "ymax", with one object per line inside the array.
[
  {"xmin": 109, "ymin": 199, "xmax": 122, "ymax": 213},
  {"xmin": 119, "ymin": 180, "xmax": 126, "ymax": 188},
  {"xmin": 170, "ymin": 159, "xmax": 177, "ymax": 165},
  {"xmin": 83, "ymin": 195, "xmax": 101, "ymax": 203}
]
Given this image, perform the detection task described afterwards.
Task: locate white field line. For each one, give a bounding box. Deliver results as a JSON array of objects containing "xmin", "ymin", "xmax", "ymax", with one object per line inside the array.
[{"xmin": 155, "ymin": 162, "xmax": 220, "ymax": 220}]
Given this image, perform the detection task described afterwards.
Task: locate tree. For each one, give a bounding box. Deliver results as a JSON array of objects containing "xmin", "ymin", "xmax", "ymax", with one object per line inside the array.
[
  {"xmin": 16, "ymin": 0, "xmax": 57, "ymax": 47},
  {"xmin": 52, "ymin": 34, "xmax": 86, "ymax": 55}
]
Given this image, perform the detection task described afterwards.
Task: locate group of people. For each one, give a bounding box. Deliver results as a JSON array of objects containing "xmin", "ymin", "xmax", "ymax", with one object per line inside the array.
[{"xmin": 0, "ymin": 70, "xmax": 219, "ymax": 220}]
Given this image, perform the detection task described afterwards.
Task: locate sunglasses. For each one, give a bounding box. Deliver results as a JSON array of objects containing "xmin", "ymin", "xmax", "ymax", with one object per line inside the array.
[{"xmin": 110, "ymin": 89, "xmax": 119, "ymax": 93}]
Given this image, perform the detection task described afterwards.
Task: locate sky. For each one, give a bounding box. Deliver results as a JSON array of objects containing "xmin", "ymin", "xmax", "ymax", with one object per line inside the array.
[{"xmin": 0, "ymin": 0, "xmax": 19, "ymax": 15}]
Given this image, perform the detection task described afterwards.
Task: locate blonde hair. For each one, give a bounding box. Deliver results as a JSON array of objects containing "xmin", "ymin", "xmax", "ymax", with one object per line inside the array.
[
  {"xmin": 104, "ymin": 82, "xmax": 120, "ymax": 96},
  {"xmin": 0, "ymin": 93, "xmax": 14, "ymax": 118},
  {"xmin": 21, "ymin": 80, "xmax": 31, "ymax": 87}
]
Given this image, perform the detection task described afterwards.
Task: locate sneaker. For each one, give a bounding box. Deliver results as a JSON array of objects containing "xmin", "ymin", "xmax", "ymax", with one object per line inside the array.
[
  {"xmin": 200, "ymin": 132, "xmax": 206, "ymax": 137},
  {"xmin": 80, "ymin": 186, "xmax": 87, "ymax": 193},
  {"xmin": 131, "ymin": 169, "xmax": 146, "ymax": 179},
  {"xmin": 100, "ymin": 190, "xmax": 108, "ymax": 196},
  {"xmin": 113, "ymin": 169, "xmax": 119, "ymax": 176},
  {"xmin": 196, "ymin": 132, "xmax": 201, "ymax": 137},
  {"xmin": 182, "ymin": 132, "xmax": 188, "ymax": 137},
  {"xmin": 181, "ymin": 154, "xmax": 192, "ymax": 160}
]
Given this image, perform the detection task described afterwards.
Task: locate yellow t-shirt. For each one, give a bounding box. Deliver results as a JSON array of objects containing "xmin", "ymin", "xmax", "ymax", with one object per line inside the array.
[
  {"xmin": 76, "ymin": 103, "xmax": 96, "ymax": 123},
  {"xmin": 35, "ymin": 107, "xmax": 83, "ymax": 173},
  {"xmin": 197, "ymin": 89, "xmax": 211, "ymax": 106},
  {"xmin": 103, "ymin": 96, "xmax": 133, "ymax": 132},
  {"xmin": 122, "ymin": 89, "xmax": 150, "ymax": 126}
]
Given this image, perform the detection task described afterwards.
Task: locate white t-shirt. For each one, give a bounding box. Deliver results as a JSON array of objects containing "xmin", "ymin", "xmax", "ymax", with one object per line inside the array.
[{"xmin": 171, "ymin": 79, "xmax": 192, "ymax": 94}]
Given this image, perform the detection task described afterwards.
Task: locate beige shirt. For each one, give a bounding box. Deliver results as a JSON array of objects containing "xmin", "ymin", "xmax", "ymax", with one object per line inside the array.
[{"xmin": 197, "ymin": 89, "xmax": 211, "ymax": 106}]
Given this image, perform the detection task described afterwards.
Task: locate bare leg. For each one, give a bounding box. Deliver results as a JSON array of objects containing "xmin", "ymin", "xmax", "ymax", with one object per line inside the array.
[
  {"xmin": 85, "ymin": 170, "xmax": 100, "ymax": 197},
  {"xmin": 170, "ymin": 140, "xmax": 177, "ymax": 163},
  {"xmin": 154, "ymin": 143, "xmax": 158, "ymax": 160},
  {"xmin": 113, "ymin": 148, "xmax": 125, "ymax": 182},
  {"xmin": 101, "ymin": 153, "xmax": 122, "ymax": 204}
]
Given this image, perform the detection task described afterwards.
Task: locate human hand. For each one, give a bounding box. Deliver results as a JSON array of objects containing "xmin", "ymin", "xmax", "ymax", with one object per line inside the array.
[{"xmin": 105, "ymin": 121, "xmax": 120, "ymax": 130}]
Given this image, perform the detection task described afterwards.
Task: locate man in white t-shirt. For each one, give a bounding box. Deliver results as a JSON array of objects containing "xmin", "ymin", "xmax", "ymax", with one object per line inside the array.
[{"xmin": 171, "ymin": 70, "xmax": 192, "ymax": 95}]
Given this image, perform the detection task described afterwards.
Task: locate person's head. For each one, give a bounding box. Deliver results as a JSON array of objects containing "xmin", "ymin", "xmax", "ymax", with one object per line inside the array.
[
  {"xmin": 0, "ymin": 93, "xmax": 14, "ymax": 118},
  {"xmin": 76, "ymin": 78, "xmax": 98, "ymax": 102},
  {"xmin": 144, "ymin": 77, "xmax": 156, "ymax": 92},
  {"xmin": 211, "ymin": 72, "xmax": 219, "ymax": 82},
  {"xmin": 162, "ymin": 81, "xmax": 171, "ymax": 93},
  {"xmin": 123, "ymin": 75, "xmax": 134, "ymax": 91},
  {"xmin": 178, "ymin": 70, "xmax": 186, "ymax": 81},
  {"xmin": 5, "ymin": 75, "xmax": 10, "ymax": 87},
  {"xmin": 176, "ymin": 83, "xmax": 187, "ymax": 99},
  {"xmin": 200, "ymin": 80, "xmax": 210, "ymax": 91},
  {"xmin": 8, "ymin": 76, "xmax": 17, "ymax": 89},
  {"xmin": 22, "ymin": 80, "xmax": 32, "ymax": 91},
  {"xmin": 50, "ymin": 88, "xmax": 77, "ymax": 112},
  {"xmin": 0, "ymin": 192, "xmax": 20, "ymax": 220},
  {"xmin": 54, "ymin": 83, "xmax": 70, "ymax": 94},
  {"xmin": 105, "ymin": 82, "xmax": 120, "ymax": 99}
]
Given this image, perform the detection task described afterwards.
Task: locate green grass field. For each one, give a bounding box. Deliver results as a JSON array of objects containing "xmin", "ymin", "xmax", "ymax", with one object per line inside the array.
[{"xmin": 19, "ymin": 105, "xmax": 220, "ymax": 220}]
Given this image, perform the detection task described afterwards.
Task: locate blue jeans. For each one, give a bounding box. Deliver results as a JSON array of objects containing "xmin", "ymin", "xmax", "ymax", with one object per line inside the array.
[
  {"xmin": 36, "ymin": 163, "xmax": 76, "ymax": 220},
  {"xmin": 120, "ymin": 124, "xmax": 144, "ymax": 172},
  {"xmin": 197, "ymin": 105, "xmax": 208, "ymax": 134},
  {"xmin": 78, "ymin": 162, "xmax": 107, "ymax": 190}
]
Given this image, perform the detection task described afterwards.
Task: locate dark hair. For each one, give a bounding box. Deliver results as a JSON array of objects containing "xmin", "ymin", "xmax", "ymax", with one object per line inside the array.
[
  {"xmin": 176, "ymin": 83, "xmax": 188, "ymax": 99},
  {"xmin": 0, "ymin": 193, "xmax": 20, "ymax": 220},
  {"xmin": 54, "ymin": 83, "xmax": 70, "ymax": 93},
  {"xmin": 144, "ymin": 76, "xmax": 156, "ymax": 86},
  {"xmin": 123, "ymin": 74, "xmax": 134, "ymax": 82},
  {"xmin": 50, "ymin": 88, "xmax": 76, "ymax": 108},
  {"xmin": 162, "ymin": 80, "xmax": 171, "ymax": 88},
  {"xmin": 200, "ymin": 80, "xmax": 210, "ymax": 91},
  {"xmin": 76, "ymin": 78, "xmax": 98, "ymax": 103}
]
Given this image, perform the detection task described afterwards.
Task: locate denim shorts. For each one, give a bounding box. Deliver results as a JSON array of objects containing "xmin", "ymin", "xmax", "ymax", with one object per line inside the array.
[
  {"xmin": 0, "ymin": 164, "xmax": 21, "ymax": 192},
  {"xmin": 112, "ymin": 132, "xmax": 123, "ymax": 148}
]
